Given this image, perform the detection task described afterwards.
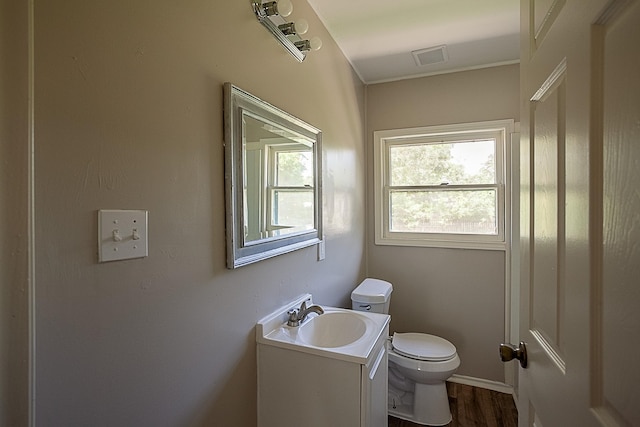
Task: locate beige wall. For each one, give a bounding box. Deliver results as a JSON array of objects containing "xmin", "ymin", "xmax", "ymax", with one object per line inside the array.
[
  {"xmin": 366, "ymin": 64, "xmax": 520, "ymax": 382},
  {"xmin": 3, "ymin": 2, "xmax": 521, "ymax": 424},
  {"xmin": 0, "ymin": 0, "xmax": 30, "ymax": 425},
  {"xmin": 33, "ymin": 1, "xmax": 364, "ymax": 426}
]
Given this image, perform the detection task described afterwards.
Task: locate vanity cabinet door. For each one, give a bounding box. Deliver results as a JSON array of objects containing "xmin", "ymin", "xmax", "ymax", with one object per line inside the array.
[
  {"xmin": 361, "ymin": 328, "xmax": 389, "ymax": 427},
  {"xmin": 257, "ymin": 345, "xmax": 361, "ymax": 427}
]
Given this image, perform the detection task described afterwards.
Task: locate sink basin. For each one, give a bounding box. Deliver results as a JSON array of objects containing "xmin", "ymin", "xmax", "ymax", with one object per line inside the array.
[
  {"xmin": 298, "ymin": 312, "xmax": 367, "ymax": 348},
  {"xmin": 256, "ymin": 294, "xmax": 390, "ymax": 363}
]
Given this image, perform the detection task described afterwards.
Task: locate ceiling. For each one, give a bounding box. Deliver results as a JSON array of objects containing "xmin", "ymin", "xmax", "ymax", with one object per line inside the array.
[{"xmin": 306, "ymin": 0, "xmax": 521, "ymax": 84}]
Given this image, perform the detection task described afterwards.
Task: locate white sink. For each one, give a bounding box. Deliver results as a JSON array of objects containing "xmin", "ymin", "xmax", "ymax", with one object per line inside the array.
[
  {"xmin": 298, "ymin": 311, "xmax": 367, "ymax": 348},
  {"xmin": 256, "ymin": 294, "xmax": 390, "ymax": 364}
]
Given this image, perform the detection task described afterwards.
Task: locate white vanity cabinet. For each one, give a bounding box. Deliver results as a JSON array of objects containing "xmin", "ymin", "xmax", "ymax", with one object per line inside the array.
[{"xmin": 257, "ymin": 324, "xmax": 389, "ymax": 427}]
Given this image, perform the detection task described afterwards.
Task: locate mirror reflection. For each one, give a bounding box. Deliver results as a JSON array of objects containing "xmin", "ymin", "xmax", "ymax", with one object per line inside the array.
[
  {"xmin": 243, "ymin": 114, "xmax": 315, "ymax": 242},
  {"xmin": 224, "ymin": 83, "xmax": 322, "ymax": 269}
]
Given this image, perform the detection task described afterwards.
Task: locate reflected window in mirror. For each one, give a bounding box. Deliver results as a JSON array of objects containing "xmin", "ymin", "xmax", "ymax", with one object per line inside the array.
[
  {"xmin": 243, "ymin": 114, "xmax": 315, "ymax": 241},
  {"xmin": 224, "ymin": 83, "xmax": 322, "ymax": 268}
]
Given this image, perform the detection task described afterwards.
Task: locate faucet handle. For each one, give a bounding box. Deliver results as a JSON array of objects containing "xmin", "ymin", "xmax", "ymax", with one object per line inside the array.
[
  {"xmin": 287, "ymin": 309, "xmax": 300, "ymax": 326},
  {"xmin": 299, "ymin": 301, "xmax": 307, "ymax": 311}
]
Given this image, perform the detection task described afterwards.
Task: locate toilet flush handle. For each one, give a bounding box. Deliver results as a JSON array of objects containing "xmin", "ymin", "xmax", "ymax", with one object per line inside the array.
[{"xmin": 358, "ymin": 304, "xmax": 371, "ymax": 311}]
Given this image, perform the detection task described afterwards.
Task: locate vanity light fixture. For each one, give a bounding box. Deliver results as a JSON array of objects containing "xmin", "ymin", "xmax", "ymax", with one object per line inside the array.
[{"xmin": 251, "ymin": 0, "xmax": 321, "ymax": 62}]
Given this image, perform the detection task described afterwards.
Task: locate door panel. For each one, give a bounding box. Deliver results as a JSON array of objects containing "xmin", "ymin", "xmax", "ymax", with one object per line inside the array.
[
  {"xmin": 531, "ymin": 70, "xmax": 567, "ymax": 372},
  {"xmin": 517, "ymin": 0, "xmax": 634, "ymax": 426},
  {"xmin": 596, "ymin": 2, "xmax": 640, "ymax": 425},
  {"xmin": 521, "ymin": 0, "xmax": 640, "ymax": 426}
]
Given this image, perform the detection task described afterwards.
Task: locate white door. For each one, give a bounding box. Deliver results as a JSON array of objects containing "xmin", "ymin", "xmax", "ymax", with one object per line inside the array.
[{"xmin": 517, "ymin": 0, "xmax": 640, "ymax": 426}]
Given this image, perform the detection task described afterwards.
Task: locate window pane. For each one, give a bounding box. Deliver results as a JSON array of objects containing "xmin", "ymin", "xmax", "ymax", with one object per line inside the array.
[
  {"xmin": 276, "ymin": 151, "xmax": 313, "ymax": 186},
  {"xmin": 271, "ymin": 190, "xmax": 314, "ymax": 234},
  {"xmin": 390, "ymin": 139, "xmax": 496, "ymax": 186},
  {"xmin": 389, "ymin": 189, "xmax": 497, "ymax": 234}
]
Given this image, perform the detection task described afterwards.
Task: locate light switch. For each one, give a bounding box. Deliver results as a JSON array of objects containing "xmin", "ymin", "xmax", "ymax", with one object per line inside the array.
[{"xmin": 98, "ymin": 209, "xmax": 148, "ymax": 262}]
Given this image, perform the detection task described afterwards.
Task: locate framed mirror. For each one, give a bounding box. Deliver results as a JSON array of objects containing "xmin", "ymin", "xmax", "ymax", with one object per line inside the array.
[{"xmin": 223, "ymin": 83, "xmax": 322, "ymax": 268}]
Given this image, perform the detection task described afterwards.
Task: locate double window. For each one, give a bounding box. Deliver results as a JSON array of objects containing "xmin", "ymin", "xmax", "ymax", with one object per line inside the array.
[{"xmin": 374, "ymin": 120, "xmax": 513, "ymax": 249}]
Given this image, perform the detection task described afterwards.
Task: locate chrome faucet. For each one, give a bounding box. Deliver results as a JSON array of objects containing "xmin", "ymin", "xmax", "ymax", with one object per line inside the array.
[{"xmin": 287, "ymin": 301, "xmax": 324, "ymax": 327}]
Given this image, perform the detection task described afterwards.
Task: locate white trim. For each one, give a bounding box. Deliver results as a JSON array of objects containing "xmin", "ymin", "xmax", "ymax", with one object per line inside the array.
[
  {"xmin": 363, "ymin": 60, "xmax": 521, "ymax": 85},
  {"xmin": 364, "ymin": 86, "xmax": 370, "ymax": 274},
  {"xmin": 448, "ymin": 374, "xmax": 514, "ymax": 395},
  {"xmin": 505, "ymin": 130, "xmax": 521, "ymax": 390},
  {"xmin": 374, "ymin": 119, "xmax": 514, "ymax": 250},
  {"xmin": 373, "ymin": 237, "xmax": 507, "ymax": 251},
  {"xmin": 530, "ymin": 57, "xmax": 567, "ymax": 102},
  {"xmin": 374, "ymin": 119, "xmax": 514, "ymax": 141},
  {"xmin": 28, "ymin": 0, "xmax": 36, "ymax": 424}
]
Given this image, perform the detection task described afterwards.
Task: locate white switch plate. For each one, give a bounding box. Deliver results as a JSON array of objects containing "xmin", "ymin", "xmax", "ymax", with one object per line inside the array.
[{"xmin": 98, "ymin": 209, "xmax": 148, "ymax": 262}]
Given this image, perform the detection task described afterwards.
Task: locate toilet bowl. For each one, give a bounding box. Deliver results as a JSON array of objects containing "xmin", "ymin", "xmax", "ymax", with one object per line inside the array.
[
  {"xmin": 351, "ymin": 278, "xmax": 460, "ymax": 426},
  {"xmin": 388, "ymin": 333, "xmax": 460, "ymax": 426}
]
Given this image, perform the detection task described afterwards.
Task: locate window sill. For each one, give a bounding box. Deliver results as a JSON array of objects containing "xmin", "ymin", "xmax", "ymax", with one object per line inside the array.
[{"xmin": 374, "ymin": 236, "xmax": 507, "ymax": 251}]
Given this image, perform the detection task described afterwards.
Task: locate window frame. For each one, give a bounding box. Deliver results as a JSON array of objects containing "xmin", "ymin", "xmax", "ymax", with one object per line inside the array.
[
  {"xmin": 266, "ymin": 144, "xmax": 315, "ymax": 235},
  {"xmin": 374, "ymin": 119, "xmax": 514, "ymax": 250}
]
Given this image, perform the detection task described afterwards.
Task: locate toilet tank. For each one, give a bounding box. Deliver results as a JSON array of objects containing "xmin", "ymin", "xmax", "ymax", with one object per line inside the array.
[{"xmin": 351, "ymin": 278, "xmax": 393, "ymax": 314}]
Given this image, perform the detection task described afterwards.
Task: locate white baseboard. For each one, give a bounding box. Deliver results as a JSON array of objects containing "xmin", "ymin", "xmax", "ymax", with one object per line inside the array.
[{"xmin": 447, "ymin": 374, "xmax": 514, "ymax": 395}]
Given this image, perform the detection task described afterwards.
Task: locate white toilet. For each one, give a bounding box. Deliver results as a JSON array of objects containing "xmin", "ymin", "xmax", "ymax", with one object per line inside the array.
[{"xmin": 351, "ymin": 278, "xmax": 460, "ymax": 426}]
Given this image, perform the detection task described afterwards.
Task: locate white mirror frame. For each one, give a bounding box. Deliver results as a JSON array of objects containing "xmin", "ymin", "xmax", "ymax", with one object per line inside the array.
[{"xmin": 223, "ymin": 83, "xmax": 323, "ymax": 269}]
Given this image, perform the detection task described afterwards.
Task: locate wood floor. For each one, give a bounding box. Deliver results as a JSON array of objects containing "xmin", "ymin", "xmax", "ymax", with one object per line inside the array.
[{"xmin": 388, "ymin": 382, "xmax": 518, "ymax": 427}]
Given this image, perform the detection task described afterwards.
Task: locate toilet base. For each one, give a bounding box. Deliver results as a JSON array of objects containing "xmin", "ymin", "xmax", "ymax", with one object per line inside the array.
[{"xmin": 388, "ymin": 382, "xmax": 452, "ymax": 426}]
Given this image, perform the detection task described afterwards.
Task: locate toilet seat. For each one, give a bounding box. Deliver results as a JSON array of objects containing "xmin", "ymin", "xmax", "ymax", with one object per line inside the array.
[{"xmin": 392, "ymin": 332, "xmax": 457, "ymax": 361}]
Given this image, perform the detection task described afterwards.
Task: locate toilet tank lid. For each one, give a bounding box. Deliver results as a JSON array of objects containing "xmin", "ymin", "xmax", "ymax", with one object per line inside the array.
[{"xmin": 351, "ymin": 278, "xmax": 393, "ymax": 303}]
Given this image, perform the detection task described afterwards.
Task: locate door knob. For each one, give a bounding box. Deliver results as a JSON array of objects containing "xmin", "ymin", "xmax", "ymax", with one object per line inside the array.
[{"xmin": 499, "ymin": 341, "xmax": 528, "ymax": 368}]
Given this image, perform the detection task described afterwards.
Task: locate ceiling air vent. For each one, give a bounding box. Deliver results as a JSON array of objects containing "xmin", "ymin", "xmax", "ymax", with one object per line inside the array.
[{"xmin": 412, "ymin": 45, "xmax": 449, "ymax": 66}]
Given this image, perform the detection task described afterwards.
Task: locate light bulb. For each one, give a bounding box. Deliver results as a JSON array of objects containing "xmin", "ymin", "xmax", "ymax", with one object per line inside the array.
[
  {"xmin": 309, "ymin": 36, "xmax": 322, "ymax": 51},
  {"xmin": 294, "ymin": 18, "xmax": 309, "ymax": 35},
  {"xmin": 277, "ymin": 0, "xmax": 293, "ymax": 17},
  {"xmin": 278, "ymin": 19, "xmax": 308, "ymax": 36}
]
